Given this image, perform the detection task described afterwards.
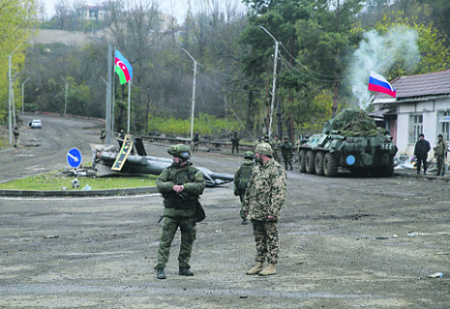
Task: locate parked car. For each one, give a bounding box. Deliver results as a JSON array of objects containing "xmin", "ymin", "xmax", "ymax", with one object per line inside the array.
[{"xmin": 31, "ymin": 119, "xmax": 42, "ymax": 129}]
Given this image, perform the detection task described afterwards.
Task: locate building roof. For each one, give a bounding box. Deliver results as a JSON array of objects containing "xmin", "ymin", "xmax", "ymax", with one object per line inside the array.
[{"xmin": 373, "ymin": 69, "xmax": 450, "ymax": 102}]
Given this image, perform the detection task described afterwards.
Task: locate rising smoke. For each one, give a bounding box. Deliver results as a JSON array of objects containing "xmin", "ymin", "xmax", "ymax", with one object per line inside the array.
[{"xmin": 348, "ymin": 25, "xmax": 420, "ymax": 110}]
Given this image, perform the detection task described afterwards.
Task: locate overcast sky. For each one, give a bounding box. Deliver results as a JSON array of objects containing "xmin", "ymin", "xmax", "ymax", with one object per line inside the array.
[{"xmin": 38, "ymin": 0, "xmax": 246, "ymax": 24}]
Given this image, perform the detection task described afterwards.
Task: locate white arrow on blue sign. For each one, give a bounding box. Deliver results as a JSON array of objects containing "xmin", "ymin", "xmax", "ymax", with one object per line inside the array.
[{"xmin": 67, "ymin": 148, "xmax": 82, "ymax": 168}]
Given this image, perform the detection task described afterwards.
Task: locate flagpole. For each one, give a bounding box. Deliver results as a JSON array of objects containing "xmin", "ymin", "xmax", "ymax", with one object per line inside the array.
[
  {"xmin": 127, "ymin": 80, "xmax": 131, "ymax": 134},
  {"xmin": 106, "ymin": 44, "xmax": 113, "ymax": 145}
]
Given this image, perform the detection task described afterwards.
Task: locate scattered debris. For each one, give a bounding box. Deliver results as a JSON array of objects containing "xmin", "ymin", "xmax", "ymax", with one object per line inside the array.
[
  {"xmin": 428, "ymin": 272, "xmax": 443, "ymax": 278},
  {"xmin": 82, "ymin": 184, "xmax": 92, "ymax": 191}
]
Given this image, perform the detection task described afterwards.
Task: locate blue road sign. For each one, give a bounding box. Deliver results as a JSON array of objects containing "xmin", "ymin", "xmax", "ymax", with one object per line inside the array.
[{"xmin": 67, "ymin": 148, "xmax": 82, "ymax": 168}]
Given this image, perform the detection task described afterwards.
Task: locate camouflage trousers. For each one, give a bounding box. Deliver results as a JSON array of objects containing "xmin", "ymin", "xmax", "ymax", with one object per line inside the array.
[
  {"xmin": 436, "ymin": 155, "xmax": 445, "ymax": 175},
  {"xmin": 251, "ymin": 220, "xmax": 279, "ymax": 264},
  {"xmin": 239, "ymin": 193, "xmax": 246, "ymax": 219},
  {"xmin": 155, "ymin": 216, "xmax": 197, "ymax": 269},
  {"xmin": 283, "ymin": 155, "xmax": 293, "ymax": 170}
]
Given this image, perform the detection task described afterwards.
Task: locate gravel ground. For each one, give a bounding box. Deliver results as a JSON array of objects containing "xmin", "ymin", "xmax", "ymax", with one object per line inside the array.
[{"xmin": 0, "ymin": 116, "xmax": 449, "ymax": 308}]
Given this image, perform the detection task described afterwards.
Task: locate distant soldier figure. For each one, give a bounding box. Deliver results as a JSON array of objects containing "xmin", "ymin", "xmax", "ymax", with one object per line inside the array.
[
  {"xmin": 434, "ymin": 134, "xmax": 447, "ymax": 176},
  {"xmin": 155, "ymin": 144, "xmax": 205, "ymax": 279},
  {"xmin": 414, "ymin": 133, "xmax": 431, "ymax": 175},
  {"xmin": 231, "ymin": 132, "xmax": 240, "ymax": 154},
  {"xmin": 254, "ymin": 136, "xmax": 262, "ymax": 151},
  {"xmin": 233, "ymin": 151, "xmax": 255, "ymax": 225},
  {"xmin": 192, "ymin": 132, "xmax": 200, "ymax": 152},
  {"xmin": 280, "ymin": 137, "xmax": 293, "ymax": 170},
  {"xmin": 272, "ymin": 136, "xmax": 282, "ymax": 162},
  {"xmin": 13, "ymin": 127, "xmax": 19, "ymax": 148},
  {"xmin": 118, "ymin": 129, "xmax": 125, "ymax": 139},
  {"xmin": 243, "ymin": 143, "xmax": 287, "ymax": 276},
  {"xmin": 100, "ymin": 129, "xmax": 106, "ymax": 144},
  {"xmin": 263, "ymin": 135, "xmax": 273, "ymax": 149}
]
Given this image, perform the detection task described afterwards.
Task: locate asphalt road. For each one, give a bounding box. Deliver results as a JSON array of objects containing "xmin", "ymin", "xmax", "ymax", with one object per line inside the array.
[{"xmin": 0, "ymin": 116, "xmax": 449, "ymax": 308}]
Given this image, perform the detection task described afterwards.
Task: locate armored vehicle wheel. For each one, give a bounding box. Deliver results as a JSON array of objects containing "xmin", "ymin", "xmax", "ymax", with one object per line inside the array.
[
  {"xmin": 323, "ymin": 153, "xmax": 338, "ymax": 177},
  {"xmin": 305, "ymin": 150, "xmax": 316, "ymax": 174},
  {"xmin": 299, "ymin": 150, "xmax": 307, "ymax": 173},
  {"xmin": 315, "ymin": 152, "xmax": 325, "ymax": 175}
]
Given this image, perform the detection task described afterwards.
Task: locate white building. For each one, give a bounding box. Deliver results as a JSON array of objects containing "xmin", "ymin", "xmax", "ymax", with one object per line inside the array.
[
  {"xmin": 371, "ymin": 69, "xmax": 450, "ymax": 157},
  {"xmin": 77, "ymin": 5, "xmax": 110, "ymax": 22}
]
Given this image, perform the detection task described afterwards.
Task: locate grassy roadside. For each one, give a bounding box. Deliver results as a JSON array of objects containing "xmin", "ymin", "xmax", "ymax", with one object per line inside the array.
[{"xmin": 0, "ymin": 172, "xmax": 157, "ymax": 191}]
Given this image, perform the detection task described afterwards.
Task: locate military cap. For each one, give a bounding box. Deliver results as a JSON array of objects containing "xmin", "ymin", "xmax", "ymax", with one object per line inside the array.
[
  {"xmin": 167, "ymin": 144, "xmax": 191, "ymax": 159},
  {"xmin": 244, "ymin": 151, "xmax": 254, "ymax": 159},
  {"xmin": 255, "ymin": 142, "xmax": 273, "ymax": 156}
]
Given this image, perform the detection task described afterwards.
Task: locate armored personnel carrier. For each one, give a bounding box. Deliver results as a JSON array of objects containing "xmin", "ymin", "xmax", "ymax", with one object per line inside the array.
[{"xmin": 298, "ymin": 108, "xmax": 398, "ymax": 177}]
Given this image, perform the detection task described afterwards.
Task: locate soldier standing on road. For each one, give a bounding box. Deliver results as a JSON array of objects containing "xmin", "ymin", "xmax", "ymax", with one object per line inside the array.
[
  {"xmin": 243, "ymin": 143, "xmax": 287, "ymax": 276},
  {"xmin": 434, "ymin": 134, "xmax": 447, "ymax": 176},
  {"xmin": 231, "ymin": 132, "xmax": 240, "ymax": 154},
  {"xmin": 118, "ymin": 129, "xmax": 125, "ymax": 139},
  {"xmin": 192, "ymin": 132, "xmax": 200, "ymax": 152},
  {"xmin": 233, "ymin": 151, "xmax": 255, "ymax": 225},
  {"xmin": 100, "ymin": 129, "xmax": 106, "ymax": 144},
  {"xmin": 280, "ymin": 137, "xmax": 293, "ymax": 170},
  {"xmin": 13, "ymin": 127, "xmax": 19, "ymax": 148},
  {"xmin": 155, "ymin": 144, "xmax": 205, "ymax": 279},
  {"xmin": 272, "ymin": 136, "xmax": 282, "ymax": 162},
  {"xmin": 414, "ymin": 133, "xmax": 431, "ymax": 175}
]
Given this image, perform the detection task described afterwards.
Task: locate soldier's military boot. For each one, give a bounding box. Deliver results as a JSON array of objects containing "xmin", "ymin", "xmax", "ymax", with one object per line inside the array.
[
  {"xmin": 179, "ymin": 267, "xmax": 194, "ymax": 276},
  {"xmin": 246, "ymin": 262, "xmax": 264, "ymax": 275},
  {"xmin": 156, "ymin": 268, "xmax": 166, "ymax": 279},
  {"xmin": 259, "ymin": 263, "xmax": 276, "ymax": 276}
]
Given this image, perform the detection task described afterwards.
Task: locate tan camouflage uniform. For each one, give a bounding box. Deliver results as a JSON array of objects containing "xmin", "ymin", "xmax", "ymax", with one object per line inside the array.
[
  {"xmin": 243, "ymin": 158, "xmax": 287, "ymax": 264},
  {"xmin": 272, "ymin": 138, "xmax": 282, "ymax": 162}
]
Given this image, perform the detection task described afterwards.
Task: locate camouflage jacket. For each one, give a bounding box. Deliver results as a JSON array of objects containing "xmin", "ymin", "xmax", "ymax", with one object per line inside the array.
[
  {"xmin": 156, "ymin": 162, "xmax": 205, "ymax": 218},
  {"xmin": 281, "ymin": 142, "xmax": 293, "ymax": 158},
  {"xmin": 434, "ymin": 140, "xmax": 448, "ymax": 156},
  {"xmin": 272, "ymin": 140, "xmax": 282, "ymax": 152},
  {"xmin": 243, "ymin": 159, "xmax": 287, "ymax": 221},
  {"xmin": 233, "ymin": 159, "xmax": 254, "ymax": 196}
]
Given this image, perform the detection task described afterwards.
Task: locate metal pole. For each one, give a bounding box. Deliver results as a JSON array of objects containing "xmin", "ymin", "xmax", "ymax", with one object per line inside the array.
[
  {"xmin": 22, "ymin": 77, "xmax": 30, "ymax": 113},
  {"xmin": 62, "ymin": 77, "xmax": 68, "ymax": 117},
  {"xmin": 127, "ymin": 81, "xmax": 131, "ymax": 133},
  {"xmin": 8, "ymin": 55, "xmax": 12, "ymax": 144},
  {"xmin": 259, "ymin": 26, "xmax": 279, "ymax": 139},
  {"xmin": 106, "ymin": 44, "xmax": 113, "ymax": 144},
  {"xmin": 182, "ymin": 48, "xmax": 197, "ymax": 144},
  {"xmin": 8, "ymin": 42, "xmax": 23, "ymax": 144}
]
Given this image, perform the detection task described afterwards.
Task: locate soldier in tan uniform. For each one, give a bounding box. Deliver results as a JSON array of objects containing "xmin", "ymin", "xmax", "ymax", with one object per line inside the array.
[
  {"xmin": 243, "ymin": 143, "xmax": 287, "ymax": 276},
  {"xmin": 434, "ymin": 134, "xmax": 448, "ymax": 176}
]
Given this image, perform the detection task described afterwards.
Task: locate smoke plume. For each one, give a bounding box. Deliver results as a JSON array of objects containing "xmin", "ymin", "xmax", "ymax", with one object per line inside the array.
[{"xmin": 348, "ymin": 25, "xmax": 420, "ymax": 110}]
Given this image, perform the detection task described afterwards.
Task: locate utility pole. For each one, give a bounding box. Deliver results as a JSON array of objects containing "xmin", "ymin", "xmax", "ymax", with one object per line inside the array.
[
  {"xmin": 259, "ymin": 26, "xmax": 279, "ymax": 139},
  {"xmin": 8, "ymin": 42, "xmax": 23, "ymax": 144},
  {"xmin": 182, "ymin": 48, "xmax": 197, "ymax": 144},
  {"xmin": 22, "ymin": 77, "xmax": 30, "ymax": 113},
  {"xmin": 62, "ymin": 77, "xmax": 68, "ymax": 117}
]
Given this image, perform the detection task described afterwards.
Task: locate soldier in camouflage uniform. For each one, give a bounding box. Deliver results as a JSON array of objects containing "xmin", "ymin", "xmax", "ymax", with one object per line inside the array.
[
  {"xmin": 155, "ymin": 144, "xmax": 205, "ymax": 279},
  {"xmin": 243, "ymin": 143, "xmax": 287, "ymax": 276},
  {"xmin": 272, "ymin": 136, "xmax": 282, "ymax": 162},
  {"xmin": 233, "ymin": 151, "xmax": 255, "ymax": 225},
  {"xmin": 281, "ymin": 137, "xmax": 293, "ymax": 170}
]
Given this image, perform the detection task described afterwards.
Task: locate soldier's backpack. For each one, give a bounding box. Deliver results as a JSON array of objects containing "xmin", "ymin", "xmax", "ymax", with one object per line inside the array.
[{"xmin": 238, "ymin": 165, "xmax": 253, "ymax": 192}]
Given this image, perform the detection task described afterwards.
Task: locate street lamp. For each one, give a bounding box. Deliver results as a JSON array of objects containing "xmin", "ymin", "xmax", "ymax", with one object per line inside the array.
[
  {"xmin": 182, "ymin": 48, "xmax": 197, "ymax": 144},
  {"xmin": 22, "ymin": 77, "xmax": 30, "ymax": 113},
  {"xmin": 259, "ymin": 26, "xmax": 279, "ymax": 139},
  {"xmin": 8, "ymin": 42, "xmax": 24, "ymax": 144}
]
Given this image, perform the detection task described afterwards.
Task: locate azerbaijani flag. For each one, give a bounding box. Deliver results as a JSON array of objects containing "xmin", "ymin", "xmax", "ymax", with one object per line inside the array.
[
  {"xmin": 115, "ymin": 50, "xmax": 133, "ymax": 85},
  {"xmin": 368, "ymin": 71, "xmax": 396, "ymax": 98}
]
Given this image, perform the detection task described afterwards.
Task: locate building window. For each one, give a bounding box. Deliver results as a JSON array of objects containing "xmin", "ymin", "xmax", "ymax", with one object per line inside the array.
[
  {"xmin": 409, "ymin": 114, "xmax": 423, "ymax": 143},
  {"xmin": 438, "ymin": 111, "xmax": 450, "ymax": 141}
]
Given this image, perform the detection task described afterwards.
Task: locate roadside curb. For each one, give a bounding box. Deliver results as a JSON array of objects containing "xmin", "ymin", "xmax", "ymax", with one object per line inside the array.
[{"xmin": 0, "ymin": 186, "xmax": 159, "ymax": 197}]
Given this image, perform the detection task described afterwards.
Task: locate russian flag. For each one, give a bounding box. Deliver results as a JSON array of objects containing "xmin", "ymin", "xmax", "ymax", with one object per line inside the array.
[{"xmin": 368, "ymin": 71, "xmax": 397, "ymax": 98}]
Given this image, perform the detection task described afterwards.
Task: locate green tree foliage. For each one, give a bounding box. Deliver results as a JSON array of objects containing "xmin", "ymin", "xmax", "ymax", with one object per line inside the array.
[{"xmin": 0, "ymin": 0, "xmax": 37, "ymax": 123}]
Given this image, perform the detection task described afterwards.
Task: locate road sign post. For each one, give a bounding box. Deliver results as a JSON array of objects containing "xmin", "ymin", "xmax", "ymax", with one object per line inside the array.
[{"xmin": 67, "ymin": 148, "xmax": 82, "ymax": 168}]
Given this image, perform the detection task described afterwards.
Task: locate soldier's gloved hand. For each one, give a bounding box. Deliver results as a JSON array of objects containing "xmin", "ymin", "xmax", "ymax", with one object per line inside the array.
[
  {"xmin": 244, "ymin": 211, "xmax": 249, "ymax": 217},
  {"xmin": 173, "ymin": 185, "xmax": 184, "ymax": 194}
]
